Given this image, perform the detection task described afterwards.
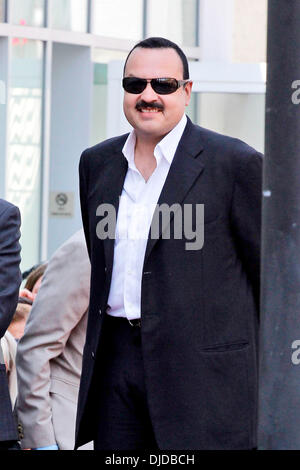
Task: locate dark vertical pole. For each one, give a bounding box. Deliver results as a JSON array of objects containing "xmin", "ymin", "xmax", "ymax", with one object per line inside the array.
[
  {"xmin": 4, "ymin": 0, "xmax": 7, "ymax": 21},
  {"xmin": 87, "ymin": 0, "xmax": 92, "ymax": 34},
  {"xmin": 44, "ymin": 0, "xmax": 48, "ymax": 27},
  {"xmin": 258, "ymin": 1, "xmax": 300, "ymax": 449},
  {"xmin": 143, "ymin": 0, "xmax": 148, "ymax": 38}
]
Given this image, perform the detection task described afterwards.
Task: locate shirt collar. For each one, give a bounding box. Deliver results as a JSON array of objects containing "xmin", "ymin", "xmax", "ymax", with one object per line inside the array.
[
  {"xmin": 122, "ymin": 129, "xmax": 137, "ymax": 170},
  {"xmin": 156, "ymin": 114, "xmax": 187, "ymax": 165},
  {"xmin": 122, "ymin": 114, "xmax": 187, "ymax": 169}
]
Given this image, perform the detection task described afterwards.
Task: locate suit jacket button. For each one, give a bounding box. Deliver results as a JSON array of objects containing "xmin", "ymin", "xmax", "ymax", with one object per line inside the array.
[
  {"xmin": 99, "ymin": 308, "xmax": 102, "ymax": 315},
  {"xmin": 91, "ymin": 351, "xmax": 95, "ymax": 359}
]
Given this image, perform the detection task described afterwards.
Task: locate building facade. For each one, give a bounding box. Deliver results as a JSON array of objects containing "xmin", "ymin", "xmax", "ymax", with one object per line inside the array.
[{"xmin": 0, "ymin": 0, "xmax": 267, "ymax": 272}]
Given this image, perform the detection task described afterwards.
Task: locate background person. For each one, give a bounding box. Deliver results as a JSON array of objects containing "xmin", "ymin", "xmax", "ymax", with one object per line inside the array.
[
  {"xmin": 1, "ymin": 298, "xmax": 32, "ymax": 407},
  {"xmin": 20, "ymin": 263, "xmax": 47, "ymax": 303},
  {"xmin": 2, "ymin": 263, "xmax": 48, "ymax": 407},
  {"xmin": 16, "ymin": 230, "xmax": 92, "ymax": 450}
]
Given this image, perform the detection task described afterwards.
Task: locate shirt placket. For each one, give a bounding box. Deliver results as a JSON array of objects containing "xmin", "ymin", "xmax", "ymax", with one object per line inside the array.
[{"xmin": 123, "ymin": 172, "xmax": 145, "ymax": 320}]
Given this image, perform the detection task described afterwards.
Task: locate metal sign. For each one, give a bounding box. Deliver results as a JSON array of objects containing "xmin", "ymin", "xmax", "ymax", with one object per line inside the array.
[{"xmin": 49, "ymin": 191, "xmax": 74, "ymax": 217}]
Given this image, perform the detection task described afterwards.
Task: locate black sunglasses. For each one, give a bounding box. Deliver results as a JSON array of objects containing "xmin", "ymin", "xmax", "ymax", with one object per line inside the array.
[{"xmin": 122, "ymin": 77, "xmax": 190, "ymax": 95}]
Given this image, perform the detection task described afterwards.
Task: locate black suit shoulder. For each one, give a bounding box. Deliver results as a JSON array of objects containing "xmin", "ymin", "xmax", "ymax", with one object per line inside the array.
[
  {"xmin": 79, "ymin": 134, "xmax": 129, "ymax": 183},
  {"xmin": 195, "ymin": 124, "xmax": 262, "ymax": 160},
  {"xmin": 81, "ymin": 133, "xmax": 129, "ymax": 161},
  {"xmin": 187, "ymin": 123, "xmax": 263, "ymax": 189},
  {"xmin": 0, "ymin": 199, "xmax": 20, "ymax": 219}
]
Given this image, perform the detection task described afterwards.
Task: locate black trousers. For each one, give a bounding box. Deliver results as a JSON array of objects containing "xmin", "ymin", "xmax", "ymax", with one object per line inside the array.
[{"xmin": 93, "ymin": 315, "xmax": 158, "ymax": 451}]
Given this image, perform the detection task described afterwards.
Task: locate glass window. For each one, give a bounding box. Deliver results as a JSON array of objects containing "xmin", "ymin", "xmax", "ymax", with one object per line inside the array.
[
  {"xmin": 186, "ymin": 91, "xmax": 197, "ymax": 123},
  {"xmin": 93, "ymin": 0, "xmax": 143, "ymax": 40},
  {"xmin": 91, "ymin": 49, "xmax": 128, "ymax": 146},
  {"xmin": 50, "ymin": 0, "xmax": 88, "ymax": 32},
  {"xmin": 10, "ymin": 0, "xmax": 44, "ymax": 27},
  {"xmin": 0, "ymin": 0, "xmax": 5, "ymax": 22},
  {"xmin": 91, "ymin": 63, "xmax": 107, "ymax": 146},
  {"xmin": 147, "ymin": 0, "xmax": 198, "ymax": 47},
  {"xmin": 91, "ymin": 48, "xmax": 128, "ymax": 63},
  {"xmin": 196, "ymin": 92, "xmax": 265, "ymax": 152},
  {"xmin": 233, "ymin": 0, "xmax": 267, "ymax": 63},
  {"xmin": 7, "ymin": 39, "xmax": 44, "ymax": 272}
]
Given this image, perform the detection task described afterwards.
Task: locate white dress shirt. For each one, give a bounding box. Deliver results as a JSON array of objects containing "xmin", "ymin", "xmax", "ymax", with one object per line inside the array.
[{"xmin": 107, "ymin": 114, "xmax": 187, "ymax": 320}]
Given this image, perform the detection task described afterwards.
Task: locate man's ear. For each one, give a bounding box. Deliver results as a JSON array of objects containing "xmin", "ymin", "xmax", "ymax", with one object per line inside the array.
[{"xmin": 185, "ymin": 81, "xmax": 193, "ymax": 106}]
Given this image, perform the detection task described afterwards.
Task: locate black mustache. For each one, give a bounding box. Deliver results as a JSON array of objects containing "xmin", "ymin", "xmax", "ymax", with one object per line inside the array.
[{"xmin": 136, "ymin": 100, "xmax": 164, "ymax": 111}]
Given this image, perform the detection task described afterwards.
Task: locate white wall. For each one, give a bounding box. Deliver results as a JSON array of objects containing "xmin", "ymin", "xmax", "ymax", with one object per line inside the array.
[{"xmin": 47, "ymin": 42, "xmax": 92, "ymax": 257}]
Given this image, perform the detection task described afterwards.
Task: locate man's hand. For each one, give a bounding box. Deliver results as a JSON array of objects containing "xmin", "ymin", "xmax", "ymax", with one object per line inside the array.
[{"xmin": 19, "ymin": 289, "xmax": 35, "ymax": 302}]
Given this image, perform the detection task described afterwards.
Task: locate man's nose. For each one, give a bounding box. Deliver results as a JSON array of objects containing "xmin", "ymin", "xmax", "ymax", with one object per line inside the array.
[{"xmin": 140, "ymin": 81, "xmax": 158, "ymax": 100}]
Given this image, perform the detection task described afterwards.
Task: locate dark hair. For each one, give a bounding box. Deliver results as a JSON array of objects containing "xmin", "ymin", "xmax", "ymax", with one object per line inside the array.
[
  {"xmin": 24, "ymin": 263, "xmax": 47, "ymax": 292},
  {"xmin": 123, "ymin": 37, "xmax": 189, "ymax": 80},
  {"xmin": 22, "ymin": 263, "xmax": 40, "ymax": 280}
]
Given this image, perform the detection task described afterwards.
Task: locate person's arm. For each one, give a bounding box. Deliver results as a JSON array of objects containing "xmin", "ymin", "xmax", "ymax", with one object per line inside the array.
[
  {"xmin": 0, "ymin": 203, "xmax": 21, "ymax": 338},
  {"xmin": 230, "ymin": 148, "xmax": 263, "ymax": 309},
  {"xmin": 16, "ymin": 232, "xmax": 90, "ymax": 450}
]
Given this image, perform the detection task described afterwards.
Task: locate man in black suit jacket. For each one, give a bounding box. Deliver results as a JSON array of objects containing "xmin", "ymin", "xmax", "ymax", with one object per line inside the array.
[
  {"xmin": 0, "ymin": 199, "xmax": 21, "ymax": 449},
  {"xmin": 76, "ymin": 37, "xmax": 262, "ymax": 450}
]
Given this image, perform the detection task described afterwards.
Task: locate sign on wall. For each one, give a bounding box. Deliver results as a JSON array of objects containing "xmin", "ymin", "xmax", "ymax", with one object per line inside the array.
[{"xmin": 49, "ymin": 191, "xmax": 74, "ymax": 217}]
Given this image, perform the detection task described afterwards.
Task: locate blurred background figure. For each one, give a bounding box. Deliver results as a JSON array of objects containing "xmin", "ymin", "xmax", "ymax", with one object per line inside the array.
[
  {"xmin": 1, "ymin": 263, "xmax": 47, "ymax": 407},
  {"xmin": 1, "ymin": 298, "xmax": 32, "ymax": 407},
  {"xmin": 20, "ymin": 263, "xmax": 48, "ymax": 303},
  {"xmin": 7, "ymin": 298, "xmax": 33, "ymax": 341},
  {"xmin": 16, "ymin": 230, "xmax": 92, "ymax": 450}
]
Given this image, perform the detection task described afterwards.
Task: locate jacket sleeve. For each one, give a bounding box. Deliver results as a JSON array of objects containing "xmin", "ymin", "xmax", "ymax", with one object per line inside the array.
[
  {"xmin": 0, "ymin": 203, "xmax": 21, "ymax": 339},
  {"xmin": 230, "ymin": 149, "xmax": 263, "ymax": 310},
  {"xmin": 16, "ymin": 232, "xmax": 90, "ymax": 449}
]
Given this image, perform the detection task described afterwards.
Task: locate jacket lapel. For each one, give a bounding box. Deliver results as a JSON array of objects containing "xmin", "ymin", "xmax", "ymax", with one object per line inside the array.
[
  {"xmin": 144, "ymin": 118, "xmax": 205, "ymax": 264},
  {"xmin": 101, "ymin": 149, "xmax": 128, "ymax": 277}
]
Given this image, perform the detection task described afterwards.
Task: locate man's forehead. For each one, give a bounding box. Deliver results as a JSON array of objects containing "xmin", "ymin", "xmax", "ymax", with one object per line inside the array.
[{"xmin": 125, "ymin": 47, "xmax": 183, "ymax": 75}]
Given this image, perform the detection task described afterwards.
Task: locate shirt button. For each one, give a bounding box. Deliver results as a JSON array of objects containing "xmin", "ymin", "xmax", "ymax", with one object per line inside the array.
[{"xmin": 99, "ymin": 308, "xmax": 102, "ymax": 315}]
